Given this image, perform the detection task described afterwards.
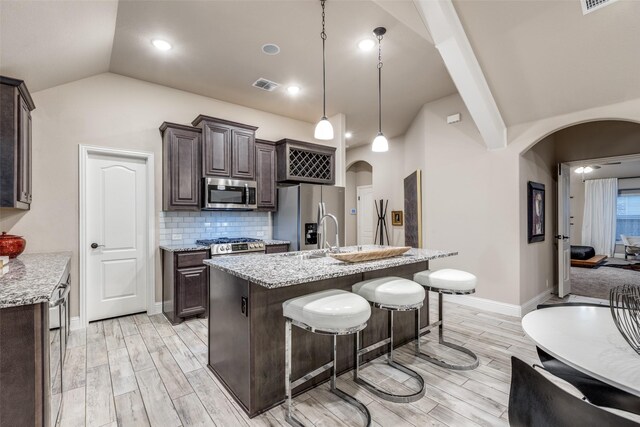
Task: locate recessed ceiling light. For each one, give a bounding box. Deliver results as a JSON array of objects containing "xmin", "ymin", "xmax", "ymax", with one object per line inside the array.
[
  {"xmin": 358, "ymin": 39, "xmax": 375, "ymax": 51},
  {"xmin": 262, "ymin": 43, "xmax": 280, "ymax": 55},
  {"xmin": 287, "ymin": 85, "xmax": 301, "ymax": 95},
  {"xmin": 152, "ymin": 39, "xmax": 172, "ymax": 51},
  {"xmin": 345, "ymin": 132, "xmax": 353, "ymax": 139}
]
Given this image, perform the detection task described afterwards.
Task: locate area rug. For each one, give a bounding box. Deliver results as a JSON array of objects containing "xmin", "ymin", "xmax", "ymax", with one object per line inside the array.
[
  {"xmin": 570, "ymin": 266, "xmax": 640, "ymax": 300},
  {"xmin": 601, "ymin": 262, "xmax": 640, "ymax": 272}
]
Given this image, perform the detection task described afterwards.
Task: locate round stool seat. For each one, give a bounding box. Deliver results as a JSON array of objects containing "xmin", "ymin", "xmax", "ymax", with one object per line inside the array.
[
  {"xmin": 352, "ymin": 276, "xmax": 425, "ymax": 308},
  {"xmin": 414, "ymin": 269, "xmax": 477, "ymax": 293},
  {"xmin": 283, "ymin": 289, "xmax": 371, "ymax": 332}
]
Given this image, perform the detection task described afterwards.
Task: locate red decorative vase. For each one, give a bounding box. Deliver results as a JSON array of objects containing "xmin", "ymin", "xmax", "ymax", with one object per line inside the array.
[{"xmin": 0, "ymin": 232, "xmax": 26, "ymax": 258}]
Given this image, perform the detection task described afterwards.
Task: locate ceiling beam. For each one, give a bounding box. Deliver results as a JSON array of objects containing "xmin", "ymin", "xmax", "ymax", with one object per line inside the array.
[{"xmin": 414, "ymin": 0, "xmax": 507, "ymax": 150}]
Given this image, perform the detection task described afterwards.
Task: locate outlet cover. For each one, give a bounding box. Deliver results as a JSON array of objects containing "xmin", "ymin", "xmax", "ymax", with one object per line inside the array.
[{"xmin": 172, "ymin": 234, "xmax": 182, "ymax": 241}]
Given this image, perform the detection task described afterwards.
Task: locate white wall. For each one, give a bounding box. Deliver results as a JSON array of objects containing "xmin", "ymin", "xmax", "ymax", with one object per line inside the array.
[{"xmin": 0, "ymin": 72, "xmax": 327, "ymax": 317}]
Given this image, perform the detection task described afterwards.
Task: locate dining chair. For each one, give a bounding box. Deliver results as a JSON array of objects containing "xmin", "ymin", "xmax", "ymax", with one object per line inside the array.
[
  {"xmin": 535, "ymin": 303, "xmax": 640, "ymax": 415},
  {"xmin": 509, "ymin": 356, "xmax": 639, "ymax": 427}
]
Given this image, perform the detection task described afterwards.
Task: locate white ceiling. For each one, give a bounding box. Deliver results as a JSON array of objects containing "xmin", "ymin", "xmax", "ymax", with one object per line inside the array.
[
  {"xmin": 453, "ymin": 0, "xmax": 640, "ymax": 126},
  {"xmin": 0, "ymin": 0, "xmax": 456, "ymax": 148},
  {"xmin": 0, "ymin": 1, "xmax": 118, "ymax": 92},
  {"xmin": 3, "ymin": 0, "xmax": 639, "ymax": 146}
]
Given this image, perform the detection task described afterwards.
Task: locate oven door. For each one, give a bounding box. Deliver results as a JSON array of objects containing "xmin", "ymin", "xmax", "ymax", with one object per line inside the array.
[{"xmin": 203, "ymin": 178, "xmax": 257, "ymax": 210}]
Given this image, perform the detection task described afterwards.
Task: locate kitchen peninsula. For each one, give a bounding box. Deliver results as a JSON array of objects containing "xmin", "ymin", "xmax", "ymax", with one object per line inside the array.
[{"xmin": 204, "ymin": 246, "xmax": 457, "ymax": 417}]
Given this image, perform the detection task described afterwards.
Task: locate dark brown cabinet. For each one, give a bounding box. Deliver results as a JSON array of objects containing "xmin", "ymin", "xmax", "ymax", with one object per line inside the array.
[
  {"xmin": 192, "ymin": 115, "xmax": 257, "ymax": 180},
  {"xmin": 176, "ymin": 266, "xmax": 208, "ymax": 318},
  {"xmin": 265, "ymin": 243, "xmax": 289, "ymax": 254},
  {"xmin": 160, "ymin": 122, "xmax": 202, "ymax": 211},
  {"xmin": 255, "ymin": 140, "xmax": 277, "ymax": 211},
  {"xmin": 276, "ymin": 139, "xmax": 336, "ymax": 185},
  {"xmin": 162, "ymin": 248, "xmax": 210, "ymax": 324},
  {"xmin": 1, "ymin": 76, "xmax": 35, "ymax": 209}
]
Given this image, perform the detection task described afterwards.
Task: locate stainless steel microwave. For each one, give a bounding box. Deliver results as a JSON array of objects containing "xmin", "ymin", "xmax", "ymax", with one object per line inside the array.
[{"xmin": 202, "ymin": 178, "xmax": 257, "ymax": 210}]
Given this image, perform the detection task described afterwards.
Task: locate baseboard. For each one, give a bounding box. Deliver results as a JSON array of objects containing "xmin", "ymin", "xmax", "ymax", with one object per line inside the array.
[
  {"xmin": 148, "ymin": 302, "xmax": 163, "ymax": 316},
  {"xmin": 442, "ymin": 294, "xmax": 521, "ymax": 317},
  {"xmin": 69, "ymin": 316, "xmax": 82, "ymax": 331},
  {"xmin": 520, "ymin": 289, "xmax": 552, "ymax": 316}
]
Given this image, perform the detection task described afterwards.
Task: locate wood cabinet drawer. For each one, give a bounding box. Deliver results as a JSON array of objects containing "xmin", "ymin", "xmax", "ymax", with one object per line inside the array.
[{"xmin": 175, "ymin": 251, "xmax": 209, "ymax": 268}]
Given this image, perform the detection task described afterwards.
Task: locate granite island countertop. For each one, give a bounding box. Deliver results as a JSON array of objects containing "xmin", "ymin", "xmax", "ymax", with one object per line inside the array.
[
  {"xmin": 204, "ymin": 245, "xmax": 457, "ymax": 289},
  {"xmin": 0, "ymin": 252, "xmax": 72, "ymax": 308}
]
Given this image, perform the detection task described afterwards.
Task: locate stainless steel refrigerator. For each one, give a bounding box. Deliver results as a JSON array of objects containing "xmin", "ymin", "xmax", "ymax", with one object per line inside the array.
[{"xmin": 273, "ymin": 184, "xmax": 345, "ymax": 251}]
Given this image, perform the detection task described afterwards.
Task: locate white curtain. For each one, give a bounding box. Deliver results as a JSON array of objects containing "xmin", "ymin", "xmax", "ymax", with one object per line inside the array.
[{"xmin": 582, "ymin": 178, "xmax": 618, "ymax": 256}]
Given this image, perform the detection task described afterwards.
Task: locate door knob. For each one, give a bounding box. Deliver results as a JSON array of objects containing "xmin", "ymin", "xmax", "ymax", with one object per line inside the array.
[{"xmin": 90, "ymin": 243, "xmax": 104, "ymax": 249}]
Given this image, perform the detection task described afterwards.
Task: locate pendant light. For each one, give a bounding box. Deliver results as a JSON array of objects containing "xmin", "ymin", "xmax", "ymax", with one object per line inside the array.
[
  {"xmin": 314, "ymin": 0, "xmax": 334, "ymax": 140},
  {"xmin": 371, "ymin": 27, "xmax": 388, "ymax": 152}
]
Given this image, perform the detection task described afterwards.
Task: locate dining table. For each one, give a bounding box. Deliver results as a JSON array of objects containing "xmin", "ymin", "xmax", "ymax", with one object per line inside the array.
[{"xmin": 522, "ymin": 305, "xmax": 640, "ymax": 397}]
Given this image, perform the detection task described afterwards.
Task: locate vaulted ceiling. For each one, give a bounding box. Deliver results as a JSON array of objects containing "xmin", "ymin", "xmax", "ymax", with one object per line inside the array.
[
  {"xmin": 0, "ymin": 0, "xmax": 455, "ymax": 148},
  {"xmin": 1, "ymin": 0, "xmax": 639, "ymax": 148}
]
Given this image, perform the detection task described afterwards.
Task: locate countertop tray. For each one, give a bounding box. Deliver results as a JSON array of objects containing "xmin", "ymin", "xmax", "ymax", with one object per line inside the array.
[{"xmin": 329, "ymin": 246, "xmax": 411, "ymax": 263}]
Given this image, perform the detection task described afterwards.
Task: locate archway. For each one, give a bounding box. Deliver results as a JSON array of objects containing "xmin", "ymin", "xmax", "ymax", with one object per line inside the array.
[
  {"xmin": 519, "ymin": 119, "xmax": 640, "ymax": 303},
  {"xmin": 345, "ymin": 161, "xmax": 373, "ymax": 246}
]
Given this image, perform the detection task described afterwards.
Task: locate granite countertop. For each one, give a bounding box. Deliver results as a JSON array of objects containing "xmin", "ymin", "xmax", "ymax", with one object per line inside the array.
[
  {"xmin": 263, "ymin": 239, "xmax": 290, "ymax": 246},
  {"xmin": 0, "ymin": 252, "xmax": 72, "ymax": 308},
  {"xmin": 160, "ymin": 244, "xmax": 210, "ymax": 252},
  {"xmin": 204, "ymin": 245, "xmax": 457, "ymax": 289}
]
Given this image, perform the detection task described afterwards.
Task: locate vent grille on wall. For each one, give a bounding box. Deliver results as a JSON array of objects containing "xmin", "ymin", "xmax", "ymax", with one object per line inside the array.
[
  {"xmin": 252, "ymin": 78, "xmax": 279, "ymax": 91},
  {"xmin": 288, "ymin": 148, "xmax": 332, "ymax": 181},
  {"xmin": 581, "ymin": 0, "xmax": 618, "ymax": 14}
]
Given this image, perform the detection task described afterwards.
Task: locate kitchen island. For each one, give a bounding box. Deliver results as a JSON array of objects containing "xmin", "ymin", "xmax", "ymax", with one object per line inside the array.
[
  {"xmin": 204, "ymin": 245, "xmax": 457, "ymax": 417},
  {"xmin": 0, "ymin": 252, "xmax": 71, "ymax": 427}
]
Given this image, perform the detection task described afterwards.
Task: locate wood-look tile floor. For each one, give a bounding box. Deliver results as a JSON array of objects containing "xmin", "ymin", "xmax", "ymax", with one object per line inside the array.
[{"xmin": 56, "ymin": 301, "xmax": 542, "ymax": 427}]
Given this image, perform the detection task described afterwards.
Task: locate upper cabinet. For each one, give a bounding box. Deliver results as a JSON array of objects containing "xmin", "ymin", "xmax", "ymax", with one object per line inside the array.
[
  {"xmin": 192, "ymin": 115, "xmax": 257, "ymax": 180},
  {"xmin": 276, "ymin": 139, "xmax": 336, "ymax": 185},
  {"xmin": 161, "ymin": 122, "xmax": 202, "ymax": 211},
  {"xmin": 0, "ymin": 76, "xmax": 35, "ymax": 209},
  {"xmin": 255, "ymin": 140, "xmax": 277, "ymax": 211}
]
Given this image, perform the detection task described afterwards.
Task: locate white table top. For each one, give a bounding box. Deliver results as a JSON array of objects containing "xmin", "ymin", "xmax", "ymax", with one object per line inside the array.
[{"xmin": 522, "ymin": 305, "xmax": 640, "ymax": 397}]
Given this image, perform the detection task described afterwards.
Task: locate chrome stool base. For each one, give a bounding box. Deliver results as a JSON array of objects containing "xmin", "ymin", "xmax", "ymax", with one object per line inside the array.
[
  {"xmin": 284, "ymin": 319, "xmax": 371, "ymax": 427},
  {"xmin": 415, "ymin": 291, "xmax": 479, "ymax": 371},
  {"xmin": 354, "ymin": 306, "xmax": 426, "ymax": 403}
]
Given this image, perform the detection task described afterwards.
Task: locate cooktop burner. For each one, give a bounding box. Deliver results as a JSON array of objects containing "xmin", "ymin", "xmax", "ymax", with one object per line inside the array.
[
  {"xmin": 197, "ymin": 237, "xmax": 265, "ymax": 255},
  {"xmin": 196, "ymin": 237, "xmax": 262, "ymax": 245}
]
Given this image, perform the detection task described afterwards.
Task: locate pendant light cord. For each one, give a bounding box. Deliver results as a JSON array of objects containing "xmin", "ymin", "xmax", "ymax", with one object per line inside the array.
[
  {"xmin": 377, "ymin": 32, "xmax": 384, "ymax": 134},
  {"xmin": 321, "ymin": 0, "xmax": 327, "ymax": 118}
]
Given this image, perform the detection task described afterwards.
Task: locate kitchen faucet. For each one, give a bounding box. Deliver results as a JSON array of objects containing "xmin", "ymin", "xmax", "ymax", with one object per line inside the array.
[{"xmin": 318, "ymin": 213, "xmax": 340, "ymax": 253}]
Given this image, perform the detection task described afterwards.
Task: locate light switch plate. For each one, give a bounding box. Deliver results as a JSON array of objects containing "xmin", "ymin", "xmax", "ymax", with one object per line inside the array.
[{"xmin": 350, "ymin": 208, "xmax": 357, "ymax": 215}]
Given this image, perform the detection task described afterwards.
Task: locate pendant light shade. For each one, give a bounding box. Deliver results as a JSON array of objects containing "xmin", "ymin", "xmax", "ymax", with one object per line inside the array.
[
  {"xmin": 314, "ymin": 117, "xmax": 334, "ymax": 140},
  {"xmin": 371, "ymin": 27, "xmax": 388, "ymax": 152},
  {"xmin": 315, "ymin": 0, "xmax": 334, "ymax": 140},
  {"xmin": 371, "ymin": 132, "xmax": 388, "ymax": 152}
]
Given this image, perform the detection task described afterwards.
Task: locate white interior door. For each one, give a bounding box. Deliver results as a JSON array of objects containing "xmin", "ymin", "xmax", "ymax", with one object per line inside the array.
[
  {"xmin": 357, "ymin": 185, "xmax": 374, "ymax": 245},
  {"xmin": 558, "ymin": 163, "xmax": 572, "ymax": 297},
  {"xmin": 86, "ymin": 153, "xmax": 148, "ymax": 321}
]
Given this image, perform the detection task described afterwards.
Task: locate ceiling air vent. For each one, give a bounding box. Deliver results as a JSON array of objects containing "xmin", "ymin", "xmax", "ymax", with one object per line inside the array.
[
  {"xmin": 581, "ymin": 0, "xmax": 619, "ymax": 15},
  {"xmin": 252, "ymin": 78, "xmax": 279, "ymax": 92}
]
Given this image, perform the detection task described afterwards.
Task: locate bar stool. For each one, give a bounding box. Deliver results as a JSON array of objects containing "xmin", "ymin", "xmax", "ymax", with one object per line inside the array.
[
  {"xmin": 282, "ymin": 289, "xmax": 372, "ymax": 427},
  {"xmin": 352, "ymin": 277, "xmax": 426, "ymax": 403},
  {"xmin": 413, "ymin": 269, "xmax": 479, "ymax": 371}
]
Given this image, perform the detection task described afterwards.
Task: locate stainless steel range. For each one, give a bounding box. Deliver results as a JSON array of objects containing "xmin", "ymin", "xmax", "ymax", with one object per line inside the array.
[{"xmin": 196, "ymin": 237, "xmax": 265, "ymax": 255}]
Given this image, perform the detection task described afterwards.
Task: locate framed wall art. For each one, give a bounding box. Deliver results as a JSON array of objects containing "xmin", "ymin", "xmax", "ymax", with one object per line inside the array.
[
  {"xmin": 527, "ymin": 181, "xmax": 545, "ymax": 243},
  {"xmin": 391, "ymin": 210, "xmax": 403, "ymax": 226}
]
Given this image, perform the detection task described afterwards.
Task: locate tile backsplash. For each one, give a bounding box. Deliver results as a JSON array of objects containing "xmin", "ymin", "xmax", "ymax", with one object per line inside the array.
[{"xmin": 160, "ymin": 211, "xmax": 271, "ymax": 246}]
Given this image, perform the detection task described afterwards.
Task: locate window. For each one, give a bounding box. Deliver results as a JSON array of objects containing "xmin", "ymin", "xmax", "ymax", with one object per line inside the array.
[{"xmin": 617, "ymin": 189, "xmax": 640, "ymax": 240}]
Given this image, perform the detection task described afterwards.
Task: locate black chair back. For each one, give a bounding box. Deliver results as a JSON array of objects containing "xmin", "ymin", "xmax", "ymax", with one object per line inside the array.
[{"xmin": 509, "ymin": 357, "xmax": 638, "ymax": 427}]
